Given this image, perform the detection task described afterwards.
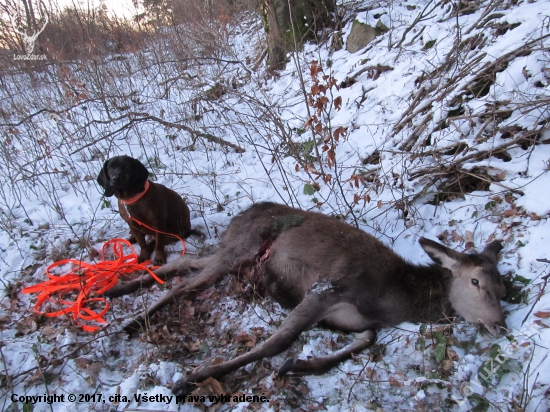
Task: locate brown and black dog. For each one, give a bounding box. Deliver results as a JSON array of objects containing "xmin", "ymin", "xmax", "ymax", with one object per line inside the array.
[{"xmin": 97, "ymin": 155, "xmax": 202, "ymax": 265}]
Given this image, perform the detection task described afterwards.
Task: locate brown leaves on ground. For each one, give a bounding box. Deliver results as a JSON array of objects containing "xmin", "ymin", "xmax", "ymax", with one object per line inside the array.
[{"xmin": 533, "ymin": 312, "xmax": 550, "ymax": 328}]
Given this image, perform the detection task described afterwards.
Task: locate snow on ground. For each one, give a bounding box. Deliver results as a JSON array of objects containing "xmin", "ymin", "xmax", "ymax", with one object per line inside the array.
[{"xmin": 1, "ymin": 0, "xmax": 550, "ymax": 410}]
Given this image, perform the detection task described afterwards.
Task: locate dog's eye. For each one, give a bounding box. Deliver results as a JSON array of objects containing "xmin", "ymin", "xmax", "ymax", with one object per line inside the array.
[{"xmin": 471, "ymin": 279, "xmax": 479, "ymax": 286}]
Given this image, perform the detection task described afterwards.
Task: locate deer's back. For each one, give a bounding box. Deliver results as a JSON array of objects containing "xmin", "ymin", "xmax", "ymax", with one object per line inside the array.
[{"xmin": 222, "ymin": 203, "xmax": 409, "ymax": 313}]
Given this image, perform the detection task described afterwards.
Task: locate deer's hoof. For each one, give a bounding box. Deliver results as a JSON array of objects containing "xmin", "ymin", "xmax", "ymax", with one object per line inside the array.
[
  {"xmin": 122, "ymin": 318, "xmax": 145, "ymax": 336},
  {"xmin": 172, "ymin": 378, "xmax": 196, "ymax": 398},
  {"xmin": 278, "ymin": 358, "xmax": 296, "ymax": 376}
]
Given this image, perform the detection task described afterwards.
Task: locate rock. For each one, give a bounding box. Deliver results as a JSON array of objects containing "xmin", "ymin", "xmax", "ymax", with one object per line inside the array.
[
  {"xmin": 346, "ymin": 20, "xmax": 377, "ymax": 53},
  {"xmin": 376, "ymin": 19, "xmax": 390, "ymax": 33}
]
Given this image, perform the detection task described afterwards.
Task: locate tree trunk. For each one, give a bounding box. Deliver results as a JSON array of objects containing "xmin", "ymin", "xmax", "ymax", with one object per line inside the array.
[{"xmin": 262, "ymin": 0, "xmax": 336, "ymax": 70}]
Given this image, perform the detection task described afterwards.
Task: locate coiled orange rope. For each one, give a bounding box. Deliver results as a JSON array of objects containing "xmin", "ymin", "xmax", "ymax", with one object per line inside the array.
[{"xmin": 22, "ymin": 218, "xmax": 186, "ymax": 332}]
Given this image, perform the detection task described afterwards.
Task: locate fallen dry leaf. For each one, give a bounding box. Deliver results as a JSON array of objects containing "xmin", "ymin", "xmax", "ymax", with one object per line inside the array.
[
  {"xmin": 211, "ymin": 357, "xmax": 224, "ymax": 365},
  {"xmin": 447, "ymin": 347, "xmax": 460, "ymax": 362},
  {"xmin": 389, "ymin": 376, "xmax": 403, "ymax": 386},
  {"xmin": 533, "ymin": 320, "xmax": 550, "ymax": 328},
  {"xmin": 199, "ymin": 377, "xmax": 224, "ymax": 396},
  {"xmin": 27, "ymin": 369, "xmax": 44, "ymax": 385},
  {"xmin": 15, "ymin": 315, "xmax": 38, "ymax": 335},
  {"xmin": 75, "ymin": 357, "xmax": 91, "ymax": 369},
  {"xmin": 187, "ymin": 339, "xmax": 201, "ymax": 352},
  {"xmin": 236, "ymin": 331, "xmax": 256, "ymax": 348},
  {"xmin": 502, "ymin": 209, "xmax": 517, "ymax": 217},
  {"xmin": 452, "ymin": 230, "xmax": 463, "ymax": 243}
]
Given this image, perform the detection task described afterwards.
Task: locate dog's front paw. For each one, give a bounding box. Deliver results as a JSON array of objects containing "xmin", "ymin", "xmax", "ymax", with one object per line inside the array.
[
  {"xmin": 152, "ymin": 253, "xmax": 166, "ymax": 266},
  {"xmin": 137, "ymin": 250, "xmax": 151, "ymax": 263}
]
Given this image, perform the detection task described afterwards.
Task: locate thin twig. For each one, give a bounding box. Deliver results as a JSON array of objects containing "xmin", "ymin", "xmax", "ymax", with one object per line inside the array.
[{"xmin": 521, "ymin": 262, "xmax": 550, "ymax": 325}]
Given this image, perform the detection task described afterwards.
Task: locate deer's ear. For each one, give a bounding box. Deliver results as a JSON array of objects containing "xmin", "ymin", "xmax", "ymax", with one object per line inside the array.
[
  {"xmin": 419, "ymin": 237, "xmax": 463, "ymax": 271},
  {"xmin": 481, "ymin": 241, "xmax": 503, "ymax": 264}
]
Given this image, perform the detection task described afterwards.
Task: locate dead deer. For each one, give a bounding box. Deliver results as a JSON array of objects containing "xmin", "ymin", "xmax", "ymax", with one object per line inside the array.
[{"xmin": 105, "ymin": 202, "xmax": 507, "ymax": 397}]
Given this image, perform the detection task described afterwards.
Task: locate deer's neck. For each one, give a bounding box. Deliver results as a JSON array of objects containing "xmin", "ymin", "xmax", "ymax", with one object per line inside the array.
[{"xmin": 400, "ymin": 263, "xmax": 455, "ymax": 324}]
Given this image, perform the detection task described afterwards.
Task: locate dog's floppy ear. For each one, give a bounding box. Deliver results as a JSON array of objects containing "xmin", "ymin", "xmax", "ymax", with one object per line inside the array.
[
  {"xmin": 130, "ymin": 157, "xmax": 150, "ymax": 191},
  {"xmin": 97, "ymin": 160, "xmax": 115, "ymax": 197}
]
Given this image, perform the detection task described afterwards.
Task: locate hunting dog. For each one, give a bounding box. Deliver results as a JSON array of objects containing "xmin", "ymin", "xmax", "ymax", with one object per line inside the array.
[{"xmin": 97, "ymin": 155, "xmax": 201, "ymax": 265}]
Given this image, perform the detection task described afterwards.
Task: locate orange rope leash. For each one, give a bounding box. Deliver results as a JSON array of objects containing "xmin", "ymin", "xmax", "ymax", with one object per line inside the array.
[
  {"xmin": 22, "ymin": 219, "xmax": 186, "ymax": 332},
  {"xmin": 127, "ymin": 215, "xmax": 187, "ymax": 257}
]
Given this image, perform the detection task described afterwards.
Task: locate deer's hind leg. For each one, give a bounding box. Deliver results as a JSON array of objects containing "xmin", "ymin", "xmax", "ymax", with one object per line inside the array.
[{"xmin": 122, "ymin": 255, "xmax": 232, "ymax": 334}]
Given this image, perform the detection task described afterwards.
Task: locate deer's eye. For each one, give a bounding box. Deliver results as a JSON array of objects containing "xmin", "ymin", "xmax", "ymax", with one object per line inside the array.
[{"xmin": 471, "ymin": 279, "xmax": 479, "ymax": 286}]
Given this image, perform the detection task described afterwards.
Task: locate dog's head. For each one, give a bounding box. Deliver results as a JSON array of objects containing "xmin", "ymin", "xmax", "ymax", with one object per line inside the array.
[{"xmin": 97, "ymin": 155, "xmax": 149, "ymax": 198}]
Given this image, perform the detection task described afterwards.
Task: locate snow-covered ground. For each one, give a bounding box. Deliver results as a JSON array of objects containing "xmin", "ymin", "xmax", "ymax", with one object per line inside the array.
[{"xmin": 1, "ymin": 0, "xmax": 550, "ymax": 410}]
